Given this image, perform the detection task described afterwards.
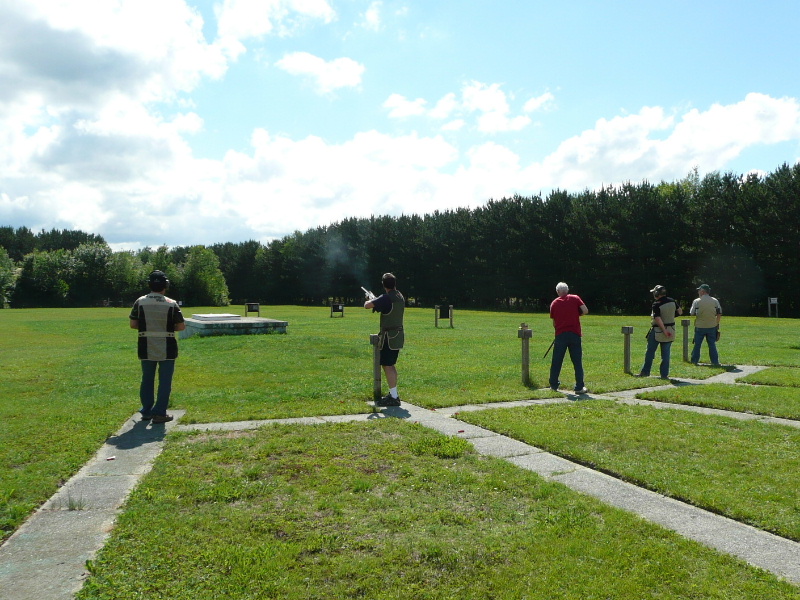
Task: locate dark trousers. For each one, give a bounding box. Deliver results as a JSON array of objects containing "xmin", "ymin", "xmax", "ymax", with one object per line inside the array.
[
  {"xmin": 549, "ymin": 332, "xmax": 585, "ymax": 391},
  {"xmin": 140, "ymin": 359, "xmax": 175, "ymax": 416}
]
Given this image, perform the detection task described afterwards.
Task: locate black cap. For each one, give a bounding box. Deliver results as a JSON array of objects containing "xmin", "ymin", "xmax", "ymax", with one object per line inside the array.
[
  {"xmin": 148, "ymin": 271, "xmax": 169, "ymax": 290},
  {"xmin": 149, "ymin": 270, "xmax": 168, "ymax": 284}
]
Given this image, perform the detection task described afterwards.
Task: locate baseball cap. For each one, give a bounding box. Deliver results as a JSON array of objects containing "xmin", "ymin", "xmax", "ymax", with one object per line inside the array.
[
  {"xmin": 149, "ymin": 270, "xmax": 168, "ymax": 285},
  {"xmin": 650, "ymin": 285, "xmax": 666, "ymax": 294},
  {"xmin": 697, "ymin": 283, "xmax": 711, "ymax": 292}
]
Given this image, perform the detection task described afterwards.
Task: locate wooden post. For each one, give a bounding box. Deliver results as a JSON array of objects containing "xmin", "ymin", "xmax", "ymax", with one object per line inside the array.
[
  {"xmin": 448, "ymin": 305, "xmax": 454, "ymax": 328},
  {"xmin": 621, "ymin": 326, "xmax": 634, "ymax": 374},
  {"xmin": 681, "ymin": 319, "xmax": 691, "ymax": 362},
  {"xmin": 434, "ymin": 305, "xmax": 440, "ymax": 328},
  {"xmin": 518, "ymin": 323, "xmax": 532, "ymax": 386},
  {"xmin": 369, "ymin": 334, "xmax": 382, "ymax": 401}
]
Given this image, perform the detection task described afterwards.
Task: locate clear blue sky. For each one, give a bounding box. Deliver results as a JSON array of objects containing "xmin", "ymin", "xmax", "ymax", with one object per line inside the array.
[{"xmin": 1, "ymin": 0, "xmax": 799, "ymax": 249}]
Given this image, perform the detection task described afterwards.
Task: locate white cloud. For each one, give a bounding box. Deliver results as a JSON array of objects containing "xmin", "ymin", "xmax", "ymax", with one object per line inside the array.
[
  {"xmin": 441, "ymin": 119, "xmax": 465, "ymax": 132},
  {"xmin": 275, "ymin": 52, "xmax": 364, "ymax": 94},
  {"xmin": 3, "ymin": 0, "xmax": 228, "ymax": 102},
  {"xmin": 530, "ymin": 93, "xmax": 800, "ymax": 190},
  {"xmin": 461, "ymin": 81, "xmax": 531, "ymax": 133},
  {"xmin": 429, "ymin": 93, "xmax": 458, "ymax": 120},
  {"xmin": 383, "ymin": 93, "xmax": 427, "ymax": 118},
  {"xmin": 476, "ymin": 112, "xmax": 530, "ymax": 133},
  {"xmin": 383, "ymin": 81, "xmax": 534, "ymax": 133},
  {"xmin": 524, "ymin": 92, "xmax": 555, "ymax": 113},
  {"xmin": 360, "ymin": 1, "xmax": 383, "ymax": 31},
  {"xmin": 215, "ymin": 0, "xmax": 336, "ymax": 58}
]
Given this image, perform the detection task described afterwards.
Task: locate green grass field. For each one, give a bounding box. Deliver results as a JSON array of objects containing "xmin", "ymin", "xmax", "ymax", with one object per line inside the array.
[{"xmin": 2, "ymin": 306, "xmax": 799, "ymax": 598}]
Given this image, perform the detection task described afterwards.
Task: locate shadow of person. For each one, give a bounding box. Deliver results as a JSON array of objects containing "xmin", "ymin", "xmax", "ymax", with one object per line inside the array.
[
  {"xmin": 106, "ymin": 418, "xmax": 168, "ymax": 450},
  {"xmin": 367, "ymin": 406, "xmax": 412, "ymax": 419}
]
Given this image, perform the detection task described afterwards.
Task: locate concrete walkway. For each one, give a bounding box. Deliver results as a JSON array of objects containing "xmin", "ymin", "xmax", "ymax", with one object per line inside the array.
[
  {"xmin": 0, "ymin": 412, "xmax": 185, "ymax": 600},
  {"xmin": 2, "ymin": 365, "xmax": 799, "ymax": 598}
]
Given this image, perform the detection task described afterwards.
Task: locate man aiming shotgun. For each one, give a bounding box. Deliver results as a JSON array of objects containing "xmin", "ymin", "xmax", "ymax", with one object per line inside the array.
[{"xmin": 364, "ymin": 273, "xmax": 405, "ymax": 407}]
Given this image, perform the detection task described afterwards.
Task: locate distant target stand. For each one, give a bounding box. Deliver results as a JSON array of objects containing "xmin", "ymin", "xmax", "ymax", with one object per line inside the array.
[
  {"xmin": 434, "ymin": 304, "xmax": 454, "ymax": 328},
  {"xmin": 768, "ymin": 297, "xmax": 779, "ymax": 317},
  {"xmin": 330, "ymin": 302, "xmax": 345, "ymax": 318}
]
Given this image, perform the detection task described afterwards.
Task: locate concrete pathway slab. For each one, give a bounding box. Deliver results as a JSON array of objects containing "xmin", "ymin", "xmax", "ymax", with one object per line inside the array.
[
  {"xmin": 0, "ymin": 410, "xmax": 185, "ymax": 600},
  {"xmin": 0, "ymin": 509, "xmax": 118, "ymax": 600},
  {"xmin": 551, "ymin": 467, "xmax": 800, "ymax": 584},
  {"xmin": 468, "ymin": 435, "xmax": 539, "ymax": 458}
]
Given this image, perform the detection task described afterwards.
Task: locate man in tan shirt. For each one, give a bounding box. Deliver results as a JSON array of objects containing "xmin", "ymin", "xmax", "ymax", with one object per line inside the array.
[{"xmin": 690, "ymin": 283, "xmax": 722, "ymax": 366}]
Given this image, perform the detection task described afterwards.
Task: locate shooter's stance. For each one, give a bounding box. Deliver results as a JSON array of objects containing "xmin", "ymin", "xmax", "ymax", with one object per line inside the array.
[
  {"xmin": 364, "ymin": 272, "xmax": 405, "ymax": 407},
  {"xmin": 636, "ymin": 284, "xmax": 682, "ymax": 379},
  {"xmin": 129, "ymin": 271, "xmax": 185, "ymax": 423},
  {"xmin": 690, "ymin": 283, "xmax": 722, "ymax": 366},
  {"xmin": 549, "ymin": 281, "xmax": 589, "ymax": 393}
]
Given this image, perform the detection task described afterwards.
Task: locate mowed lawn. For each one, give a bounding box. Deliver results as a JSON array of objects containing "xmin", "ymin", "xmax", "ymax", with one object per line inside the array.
[
  {"xmin": 77, "ymin": 420, "xmax": 799, "ymax": 600},
  {"xmin": 2, "ymin": 307, "xmax": 800, "ymax": 597}
]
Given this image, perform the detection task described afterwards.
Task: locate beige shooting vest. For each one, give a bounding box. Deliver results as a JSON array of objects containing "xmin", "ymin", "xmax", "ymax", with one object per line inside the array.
[{"xmin": 651, "ymin": 297, "xmax": 678, "ymax": 343}]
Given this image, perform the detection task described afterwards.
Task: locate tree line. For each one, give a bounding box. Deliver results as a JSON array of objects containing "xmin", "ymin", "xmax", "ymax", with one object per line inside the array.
[{"xmin": 1, "ymin": 163, "xmax": 799, "ymax": 316}]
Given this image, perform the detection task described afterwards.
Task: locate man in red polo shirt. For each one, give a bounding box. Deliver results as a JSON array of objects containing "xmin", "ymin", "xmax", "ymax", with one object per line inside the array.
[{"xmin": 549, "ymin": 281, "xmax": 589, "ymax": 394}]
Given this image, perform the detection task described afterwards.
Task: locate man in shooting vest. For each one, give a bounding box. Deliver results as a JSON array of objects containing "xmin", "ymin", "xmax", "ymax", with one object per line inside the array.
[
  {"xmin": 636, "ymin": 284, "xmax": 682, "ymax": 379},
  {"xmin": 129, "ymin": 270, "xmax": 185, "ymax": 423},
  {"xmin": 364, "ymin": 272, "xmax": 405, "ymax": 407},
  {"xmin": 690, "ymin": 283, "xmax": 722, "ymax": 366}
]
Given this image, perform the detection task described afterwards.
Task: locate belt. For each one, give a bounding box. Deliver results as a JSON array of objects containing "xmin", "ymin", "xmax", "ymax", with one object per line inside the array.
[{"xmin": 138, "ymin": 331, "xmax": 176, "ymax": 338}]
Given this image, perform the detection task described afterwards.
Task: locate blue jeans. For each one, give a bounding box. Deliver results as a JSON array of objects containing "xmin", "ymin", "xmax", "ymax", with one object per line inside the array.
[
  {"xmin": 691, "ymin": 327, "xmax": 719, "ymax": 364},
  {"xmin": 549, "ymin": 332, "xmax": 585, "ymax": 391},
  {"xmin": 140, "ymin": 360, "xmax": 176, "ymax": 416},
  {"xmin": 641, "ymin": 332, "xmax": 672, "ymax": 378}
]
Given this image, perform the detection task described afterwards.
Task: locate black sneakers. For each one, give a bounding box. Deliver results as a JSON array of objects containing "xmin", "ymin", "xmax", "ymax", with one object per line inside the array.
[
  {"xmin": 151, "ymin": 414, "xmax": 174, "ymax": 424},
  {"xmin": 376, "ymin": 394, "xmax": 401, "ymax": 407}
]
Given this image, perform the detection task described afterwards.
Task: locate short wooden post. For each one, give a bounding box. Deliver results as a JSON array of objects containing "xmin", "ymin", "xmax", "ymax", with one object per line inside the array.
[
  {"xmin": 681, "ymin": 319, "xmax": 691, "ymax": 362},
  {"xmin": 621, "ymin": 326, "xmax": 634, "ymax": 374},
  {"xmin": 518, "ymin": 323, "xmax": 532, "ymax": 386},
  {"xmin": 434, "ymin": 305, "xmax": 440, "ymax": 328},
  {"xmin": 370, "ymin": 334, "xmax": 382, "ymax": 401},
  {"xmin": 448, "ymin": 305, "xmax": 454, "ymax": 328}
]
